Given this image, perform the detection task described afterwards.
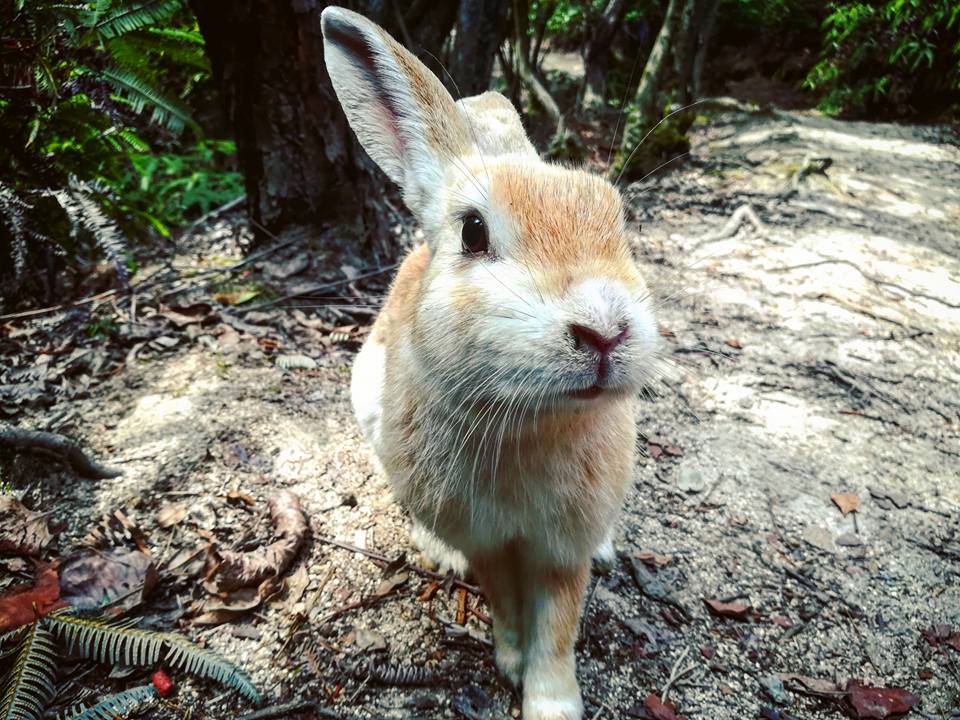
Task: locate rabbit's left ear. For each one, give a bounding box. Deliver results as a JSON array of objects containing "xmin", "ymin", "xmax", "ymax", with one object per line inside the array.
[{"xmin": 322, "ymin": 7, "xmax": 470, "ymax": 214}]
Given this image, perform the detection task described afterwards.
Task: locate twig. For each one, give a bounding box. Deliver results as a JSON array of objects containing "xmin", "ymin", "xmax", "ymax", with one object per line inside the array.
[
  {"xmin": 660, "ymin": 646, "xmax": 696, "ymax": 703},
  {"xmin": 236, "ymin": 699, "xmax": 343, "ymax": 720},
  {"xmin": 248, "ymin": 264, "xmax": 400, "ymax": 311},
  {"xmin": 694, "ymin": 203, "xmax": 766, "ymax": 246},
  {"xmin": 315, "ymin": 535, "xmax": 481, "ymax": 595},
  {"xmin": 0, "ymin": 289, "xmax": 117, "ymax": 322},
  {"xmin": 0, "ymin": 427, "xmax": 121, "ymax": 478}
]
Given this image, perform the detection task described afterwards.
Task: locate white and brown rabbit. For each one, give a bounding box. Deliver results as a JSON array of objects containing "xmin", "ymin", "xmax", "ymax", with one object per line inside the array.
[{"xmin": 321, "ymin": 8, "xmax": 659, "ymax": 719}]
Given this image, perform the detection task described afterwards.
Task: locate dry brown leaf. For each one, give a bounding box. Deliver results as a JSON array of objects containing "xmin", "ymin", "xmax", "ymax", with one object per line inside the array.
[
  {"xmin": 0, "ymin": 495, "xmax": 52, "ymax": 557},
  {"xmin": 778, "ymin": 673, "xmax": 845, "ymax": 697},
  {"xmin": 642, "ymin": 693, "xmax": 688, "ymax": 720},
  {"xmin": 204, "ymin": 490, "xmax": 308, "ymax": 595},
  {"xmin": 159, "ymin": 303, "xmax": 215, "ymax": 327},
  {"xmin": 0, "ymin": 562, "xmax": 66, "ymax": 631},
  {"xmin": 846, "ymin": 680, "xmax": 918, "ymax": 719},
  {"xmin": 226, "ymin": 489, "xmax": 256, "ymax": 507},
  {"xmin": 831, "ymin": 492, "xmax": 860, "ymax": 515},
  {"xmin": 724, "ymin": 339, "xmax": 743, "ymax": 349},
  {"xmin": 157, "ymin": 503, "xmax": 188, "ymax": 529},
  {"xmin": 194, "ymin": 586, "xmax": 263, "ymax": 625},
  {"xmin": 60, "ymin": 547, "xmax": 157, "ymax": 611},
  {"xmin": 703, "ymin": 598, "xmax": 752, "ymax": 620},
  {"xmin": 636, "ymin": 551, "xmax": 673, "ymax": 568}
]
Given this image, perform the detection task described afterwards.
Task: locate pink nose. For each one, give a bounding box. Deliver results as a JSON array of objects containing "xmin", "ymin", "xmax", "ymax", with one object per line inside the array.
[{"xmin": 569, "ymin": 323, "xmax": 628, "ymax": 356}]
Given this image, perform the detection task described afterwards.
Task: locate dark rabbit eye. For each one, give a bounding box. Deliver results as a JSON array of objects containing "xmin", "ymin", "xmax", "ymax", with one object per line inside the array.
[{"xmin": 461, "ymin": 213, "xmax": 489, "ymax": 255}]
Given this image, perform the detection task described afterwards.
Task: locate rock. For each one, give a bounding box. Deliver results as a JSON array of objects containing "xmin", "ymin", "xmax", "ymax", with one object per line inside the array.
[
  {"xmin": 802, "ymin": 526, "xmax": 836, "ymax": 553},
  {"xmin": 760, "ymin": 675, "xmax": 789, "ymax": 704},
  {"xmin": 677, "ymin": 465, "xmax": 707, "ymax": 493}
]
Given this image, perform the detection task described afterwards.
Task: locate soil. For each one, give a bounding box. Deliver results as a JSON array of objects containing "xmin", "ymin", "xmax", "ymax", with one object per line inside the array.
[{"xmin": 2, "ymin": 107, "xmax": 959, "ymax": 720}]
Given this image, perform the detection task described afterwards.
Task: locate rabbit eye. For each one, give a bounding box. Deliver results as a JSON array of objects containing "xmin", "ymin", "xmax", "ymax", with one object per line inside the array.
[{"xmin": 461, "ymin": 213, "xmax": 489, "ymax": 256}]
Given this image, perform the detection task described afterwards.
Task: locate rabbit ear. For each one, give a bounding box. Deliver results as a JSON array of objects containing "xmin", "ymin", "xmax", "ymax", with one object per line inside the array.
[{"xmin": 322, "ymin": 7, "xmax": 470, "ymax": 207}]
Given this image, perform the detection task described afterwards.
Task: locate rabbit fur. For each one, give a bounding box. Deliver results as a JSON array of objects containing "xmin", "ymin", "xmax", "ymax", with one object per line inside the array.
[{"xmin": 322, "ymin": 8, "xmax": 659, "ymax": 718}]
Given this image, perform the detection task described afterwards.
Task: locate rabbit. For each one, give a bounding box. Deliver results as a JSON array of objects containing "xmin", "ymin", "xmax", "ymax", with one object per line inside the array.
[{"xmin": 321, "ymin": 8, "xmax": 659, "ymax": 719}]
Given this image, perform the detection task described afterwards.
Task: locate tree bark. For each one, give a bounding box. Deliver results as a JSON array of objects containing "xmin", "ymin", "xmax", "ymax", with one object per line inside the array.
[
  {"xmin": 191, "ymin": 0, "xmax": 392, "ymax": 245},
  {"xmin": 615, "ymin": 0, "xmax": 689, "ymax": 177},
  {"xmin": 672, "ymin": 0, "xmax": 696, "ymax": 105},
  {"xmin": 581, "ymin": 0, "xmax": 629, "ymax": 108},
  {"xmin": 451, "ymin": 0, "xmax": 509, "ymax": 97},
  {"xmin": 692, "ymin": 0, "xmax": 721, "ymax": 99}
]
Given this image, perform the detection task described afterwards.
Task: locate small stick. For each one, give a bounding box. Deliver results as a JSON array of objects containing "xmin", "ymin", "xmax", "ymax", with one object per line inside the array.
[
  {"xmin": 236, "ymin": 699, "xmax": 343, "ymax": 720},
  {"xmin": 456, "ymin": 587, "xmax": 467, "ymax": 625},
  {"xmin": 315, "ymin": 535, "xmax": 481, "ymax": 595},
  {"xmin": 661, "ymin": 646, "xmax": 696, "ymax": 703}
]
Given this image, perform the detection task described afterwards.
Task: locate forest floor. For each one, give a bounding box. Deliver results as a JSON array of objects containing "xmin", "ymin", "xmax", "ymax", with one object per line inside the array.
[{"xmin": 2, "ymin": 108, "xmax": 959, "ymax": 720}]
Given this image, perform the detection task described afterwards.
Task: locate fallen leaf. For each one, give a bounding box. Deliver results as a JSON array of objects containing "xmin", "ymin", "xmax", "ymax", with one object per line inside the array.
[
  {"xmin": 159, "ymin": 303, "xmax": 214, "ymax": 327},
  {"xmin": 636, "ymin": 551, "xmax": 673, "ymax": 568},
  {"xmin": 0, "ymin": 562, "xmax": 66, "ymax": 631},
  {"xmin": 664, "ymin": 445, "xmax": 684, "ymax": 457},
  {"xmin": 353, "ymin": 626, "xmax": 386, "ymax": 652},
  {"xmin": 214, "ymin": 289, "xmax": 260, "ymax": 306},
  {"xmin": 204, "ymin": 490, "xmax": 309, "ymax": 594},
  {"xmin": 157, "ymin": 503, "xmax": 187, "ymax": 529},
  {"xmin": 846, "ymin": 680, "xmax": 918, "ymax": 719},
  {"xmin": 724, "ymin": 339, "xmax": 742, "ymax": 349},
  {"xmin": 658, "ymin": 326, "xmax": 675, "ymax": 337},
  {"xmin": 771, "ymin": 615, "xmax": 793, "ymax": 628},
  {"xmin": 922, "ymin": 624, "xmax": 960, "ymax": 652},
  {"xmin": 831, "ymin": 492, "xmax": 860, "ymax": 515},
  {"xmin": 60, "ymin": 547, "xmax": 157, "ymax": 611},
  {"xmin": 375, "ymin": 571, "xmax": 408, "ymax": 598},
  {"xmin": 703, "ymin": 598, "xmax": 752, "ymax": 620},
  {"xmin": 193, "ymin": 586, "xmax": 263, "ymax": 625},
  {"xmin": 643, "ymin": 692, "xmax": 687, "ymax": 720},
  {"xmin": 284, "ymin": 564, "xmax": 310, "ymax": 612},
  {"xmin": 778, "ymin": 673, "xmax": 844, "ymax": 697},
  {"xmin": 0, "ymin": 495, "xmax": 52, "ymax": 557},
  {"xmin": 226, "ymin": 489, "xmax": 256, "ymax": 507},
  {"xmin": 648, "ymin": 444, "xmax": 663, "ymax": 460}
]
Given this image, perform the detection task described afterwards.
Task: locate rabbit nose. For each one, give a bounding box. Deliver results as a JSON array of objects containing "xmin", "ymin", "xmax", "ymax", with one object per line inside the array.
[{"xmin": 569, "ymin": 323, "xmax": 628, "ymax": 356}]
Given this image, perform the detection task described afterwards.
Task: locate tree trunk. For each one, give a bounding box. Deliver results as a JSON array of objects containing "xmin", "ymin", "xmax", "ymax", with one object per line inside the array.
[
  {"xmin": 581, "ymin": 0, "xmax": 629, "ymax": 108},
  {"xmin": 451, "ymin": 0, "xmax": 508, "ymax": 97},
  {"xmin": 672, "ymin": 0, "xmax": 696, "ymax": 105},
  {"xmin": 191, "ymin": 0, "xmax": 391, "ymax": 245},
  {"xmin": 529, "ymin": 0, "xmax": 555, "ymax": 71},
  {"xmin": 692, "ymin": 0, "xmax": 721, "ymax": 99},
  {"xmin": 615, "ymin": 0, "xmax": 689, "ymax": 178}
]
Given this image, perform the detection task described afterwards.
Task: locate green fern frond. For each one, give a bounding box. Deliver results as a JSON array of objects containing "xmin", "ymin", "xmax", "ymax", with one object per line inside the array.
[
  {"xmin": 48, "ymin": 181, "xmax": 130, "ymax": 290},
  {"xmin": 46, "ymin": 612, "xmax": 164, "ymax": 668},
  {"xmin": 0, "ymin": 622, "xmax": 57, "ymax": 720},
  {"xmin": 45, "ymin": 612, "xmax": 260, "ymax": 703},
  {"xmin": 58, "ymin": 685, "xmax": 157, "ymax": 720},
  {"xmin": 101, "ymin": 66, "xmax": 194, "ymax": 132},
  {"xmin": 163, "ymin": 633, "xmax": 260, "ymax": 703},
  {"xmin": 0, "ymin": 627, "xmax": 28, "ymax": 660},
  {"xmin": 93, "ymin": 0, "xmax": 182, "ymax": 39}
]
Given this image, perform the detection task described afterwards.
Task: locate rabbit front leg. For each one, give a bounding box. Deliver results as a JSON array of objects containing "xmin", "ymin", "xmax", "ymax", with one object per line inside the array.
[
  {"xmin": 522, "ymin": 561, "xmax": 590, "ymax": 720},
  {"xmin": 472, "ymin": 547, "xmax": 525, "ymax": 686}
]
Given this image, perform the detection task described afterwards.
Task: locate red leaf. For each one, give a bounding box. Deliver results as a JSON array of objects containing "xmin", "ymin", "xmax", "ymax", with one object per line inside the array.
[
  {"xmin": 152, "ymin": 669, "xmax": 174, "ymax": 697},
  {"xmin": 703, "ymin": 598, "xmax": 752, "ymax": 620},
  {"xmin": 644, "ymin": 693, "xmax": 688, "ymax": 720},
  {"xmin": 0, "ymin": 562, "xmax": 67, "ymax": 631},
  {"xmin": 846, "ymin": 680, "xmax": 918, "ymax": 719}
]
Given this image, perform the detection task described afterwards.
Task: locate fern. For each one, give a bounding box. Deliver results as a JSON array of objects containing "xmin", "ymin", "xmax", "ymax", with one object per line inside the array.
[
  {"xmin": 0, "ymin": 182, "xmax": 29, "ymax": 281},
  {"xmin": 0, "ymin": 622, "xmax": 57, "ymax": 720},
  {"xmin": 57, "ymin": 685, "xmax": 157, "ymax": 720},
  {"xmin": 101, "ymin": 66, "xmax": 194, "ymax": 132},
  {"xmin": 92, "ymin": 0, "xmax": 182, "ymax": 39},
  {"xmin": 163, "ymin": 633, "xmax": 260, "ymax": 703},
  {"xmin": 46, "ymin": 612, "xmax": 261, "ymax": 703},
  {"xmin": 49, "ymin": 181, "xmax": 130, "ymax": 290}
]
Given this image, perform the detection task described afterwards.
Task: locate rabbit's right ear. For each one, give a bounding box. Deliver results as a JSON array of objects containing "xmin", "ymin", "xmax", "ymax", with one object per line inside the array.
[{"xmin": 321, "ymin": 7, "xmax": 470, "ymax": 211}]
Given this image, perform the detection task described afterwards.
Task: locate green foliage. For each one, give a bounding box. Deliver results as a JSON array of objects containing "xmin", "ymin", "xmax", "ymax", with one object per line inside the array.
[
  {"xmin": 804, "ymin": 0, "xmax": 960, "ymax": 117},
  {"xmin": 0, "ymin": 622, "xmax": 57, "ymax": 720},
  {"xmin": 123, "ymin": 140, "xmax": 244, "ymax": 232},
  {"xmin": 58, "ymin": 685, "xmax": 157, "ymax": 720},
  {"xmin": 0, "ymin": 0, "xmax": 232, "ymax": 306},
  {"xmin": 0, "ymin": 610, "xmax": 259, "ymax": 720}
]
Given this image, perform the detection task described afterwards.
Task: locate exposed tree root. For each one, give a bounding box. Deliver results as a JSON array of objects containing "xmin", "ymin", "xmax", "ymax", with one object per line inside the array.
[{"xmin": 0, "ymin": 427, "xmax": 121, "ymax": 479}]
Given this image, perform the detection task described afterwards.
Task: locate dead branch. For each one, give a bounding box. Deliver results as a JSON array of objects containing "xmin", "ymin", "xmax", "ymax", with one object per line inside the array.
[
  {"xmin": 237, "ymin": 699, "xmax": 343, "ymax": 720},
  {"xmin": 315, "ymin": 535, "xmax": 481, "ymax": 595},
  {"xmin": 695, "ymin": 203, "xmax": 766, "ymax": 245},
  {"xmin": 0, "ymin": 427, "xmax": 121, "ymax": 478}
]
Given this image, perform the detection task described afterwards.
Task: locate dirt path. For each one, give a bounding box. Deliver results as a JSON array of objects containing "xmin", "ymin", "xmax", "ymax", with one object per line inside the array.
[{"xmin": 4, "ymin": 110, "xmax": 959, "ymax": 719}]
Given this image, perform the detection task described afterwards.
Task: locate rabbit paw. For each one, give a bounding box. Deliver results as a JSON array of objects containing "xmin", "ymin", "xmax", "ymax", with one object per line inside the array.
[
  {"xmin": 592, "ymin": 536, "xmax": 616, "ymax": 572},
  {"xmin": 522, "ymin": 696, "xmax": 583, "ymax": 720},
  {"xmin": 410, "ymin": 521, "xmax": 469, "ymax": 577},
  {"xmin": 495, "ymin": 642, "xmax": 523, "ymax": 687}
]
